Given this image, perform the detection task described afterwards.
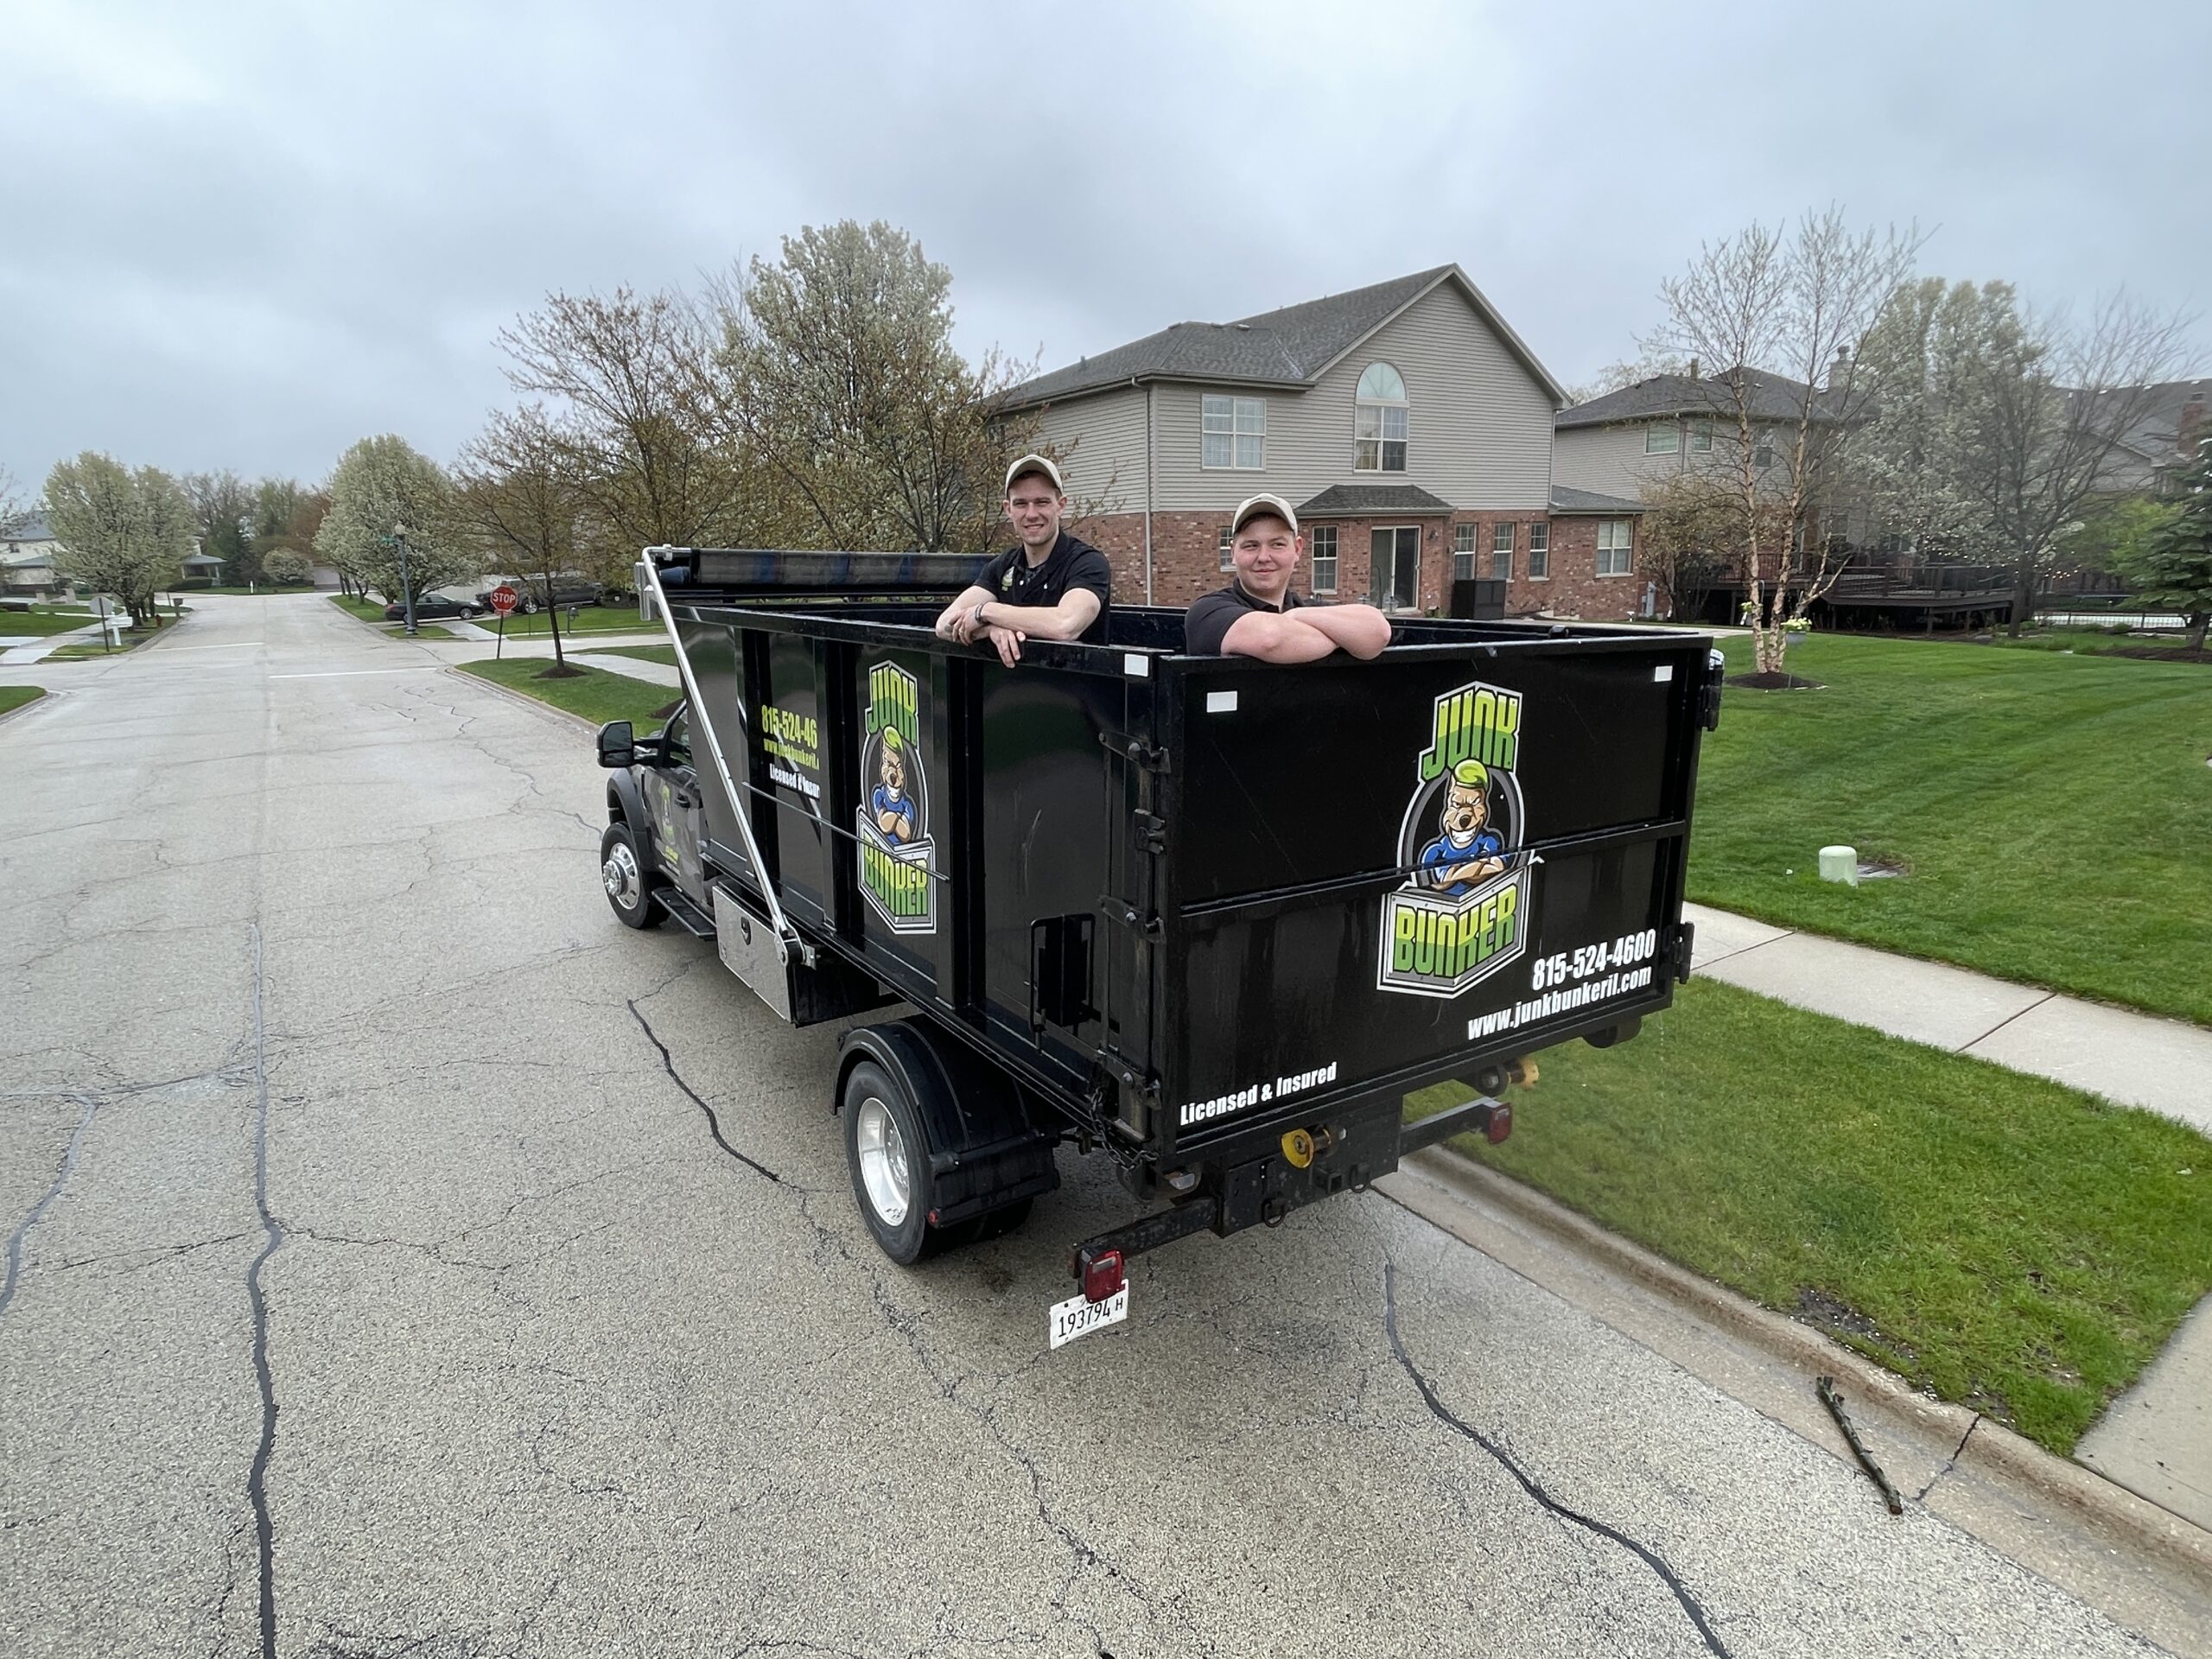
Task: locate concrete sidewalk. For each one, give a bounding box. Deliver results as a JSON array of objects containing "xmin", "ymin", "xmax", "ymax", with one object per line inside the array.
[
  {"xmin": 1687, "ymin": 902, "xmax": 2212, "ymax": 1135},
  {"xmin": 1684, "ymin": 899, "xmax": 2212, "ymax": 1534}
]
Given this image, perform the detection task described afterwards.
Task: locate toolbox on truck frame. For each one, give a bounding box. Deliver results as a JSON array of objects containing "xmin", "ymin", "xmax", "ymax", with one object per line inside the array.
[{"xmin": 594, "ymin": 546, "xmax": 1725, "ymax": 1306}]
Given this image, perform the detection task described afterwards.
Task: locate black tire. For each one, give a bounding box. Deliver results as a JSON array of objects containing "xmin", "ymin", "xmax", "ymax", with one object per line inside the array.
[
  {"xmin": 842, "ymin": 1058, "xmax": 964, "ymax": 1264},
  {"xmin": 599, "ymin": 822, "xmax": 660, "ymax": 931}
]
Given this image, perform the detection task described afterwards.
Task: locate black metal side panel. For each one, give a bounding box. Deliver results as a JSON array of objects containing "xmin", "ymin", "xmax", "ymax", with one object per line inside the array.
[
  {"xmin": 1158, "ymin": 642, "xmax": 1702, "ymax": 1151},
  {"xmin": 675, "ymin": 618, "xmax": 751, "ymax": 879},
  {"xmin": 756, "ymin": 632, "xmax": 833, "ymax": 931},
  {"xmin": 976, "ymin": 667, "xmax": 1128, "ymax": 1090}
]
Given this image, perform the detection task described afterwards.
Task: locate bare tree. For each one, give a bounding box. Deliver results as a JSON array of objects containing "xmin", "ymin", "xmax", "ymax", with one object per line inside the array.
[
  {"xmin": 0, "ymin": 464, "xmax": 29, "ymax": 536},
  {"xmin": 704, "ymin": 221, "xmax": 1044, "ymax": 554},
  {"xmin": 497, "ymin": 287, "xmax": 750, "ymax": 558},
  {"xmin": 184, "ymin": 469, "xmax": 258, "ymax": 588},
  {"xmin": 1948, "ymin": 289, "xmax": 2194, "ymax": 635},
  {"xmin": 453, "ymin": 404, "xmax": 582, "ymax": 671},
  {"xmin": 1654, "ymin": 209, "xmax": 1920, "ymax": 675}
]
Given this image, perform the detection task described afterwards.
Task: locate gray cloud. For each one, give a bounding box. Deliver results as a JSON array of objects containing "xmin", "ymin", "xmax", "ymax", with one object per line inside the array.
[{"xmin": 4, "ymin": 0, "xmax": 2205, "ymax": 492}]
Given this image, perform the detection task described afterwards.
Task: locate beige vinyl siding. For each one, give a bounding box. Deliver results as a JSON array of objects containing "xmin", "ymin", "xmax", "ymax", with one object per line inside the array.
[
  {"xmin": 1148, "ymin": 284, "xmax": 1555, "ymax": 512},
  {"xmin": 1028, "ymin": 386, "xmax": 1149, "ymax": 513},
  {"xmin": 1552, "ymin": 423, "xmax": 1700, "ymax": 499}
]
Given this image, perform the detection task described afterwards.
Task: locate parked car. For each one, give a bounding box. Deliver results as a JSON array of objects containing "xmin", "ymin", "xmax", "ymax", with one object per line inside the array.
[
  {"xmin": 478, "ymin": 575, "xmax": 603, "ymax": 614},
  {"xmin": 383, "ymin": 594, "xmax": 483, "ymax": 621}
]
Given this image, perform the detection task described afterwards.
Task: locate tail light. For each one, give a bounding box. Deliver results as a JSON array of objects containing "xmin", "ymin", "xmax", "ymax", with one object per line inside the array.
[
  {"xmin": 1485, "ymin": 1102, "xmax": 1513, "ymax": 1144},
  {"xmin": 1078, "ymin": 1247, "xmax": 1125, "ymax": 1305}
]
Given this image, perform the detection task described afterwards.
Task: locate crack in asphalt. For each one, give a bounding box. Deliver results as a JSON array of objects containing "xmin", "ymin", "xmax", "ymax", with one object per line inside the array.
[
  {"xmin": 1381, "ymin": 1261, "xmax": 1732, "ymax": 1659},
  {"xmin": 244, "ymin": 923, "xmax": 285, "ymax": 1659},
  {"xmin": 626, "ymin": 1000, "xmax": 785, "ymax": 1185},
  {"xmin": 1915, "ymin": 1414, "xmax": 1982, "ymax": 1503},
  {"xmin": 0, "ymin": 1092, "xmax": 98, "ymax": 1320}
]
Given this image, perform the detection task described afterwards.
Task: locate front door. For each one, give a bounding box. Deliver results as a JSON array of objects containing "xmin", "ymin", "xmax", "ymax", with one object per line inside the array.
[
  {"xmin": 1369, "ymin": 525, "xmax": 1420, "ymax": 611},
  {"xmin": 646, "ymin": 705, "xmax": 709, "ymax": 900}
]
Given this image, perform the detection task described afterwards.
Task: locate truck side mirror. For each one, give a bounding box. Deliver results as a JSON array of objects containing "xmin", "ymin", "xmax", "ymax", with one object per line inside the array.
[{"xmin": 596, "ymin": 721, "xmax": 635, "ymax": 769}]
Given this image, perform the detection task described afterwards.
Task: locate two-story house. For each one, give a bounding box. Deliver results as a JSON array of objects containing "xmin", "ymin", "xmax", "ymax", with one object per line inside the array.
[{"xmin": 1001, "ymin": 265, "xmax": 1649, "ymax": 621}]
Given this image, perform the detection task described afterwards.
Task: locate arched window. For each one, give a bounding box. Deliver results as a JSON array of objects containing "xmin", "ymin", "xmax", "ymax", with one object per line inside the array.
[{"xmin": 1355, "ymin": 363, "xmax": 1408, "ymax": 472}]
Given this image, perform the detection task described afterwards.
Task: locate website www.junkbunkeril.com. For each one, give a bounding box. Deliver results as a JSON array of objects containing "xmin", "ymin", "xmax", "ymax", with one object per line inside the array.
[{"xmin": 1466, "ymin": 966, "xmax": 1654, "ymax": 1040}]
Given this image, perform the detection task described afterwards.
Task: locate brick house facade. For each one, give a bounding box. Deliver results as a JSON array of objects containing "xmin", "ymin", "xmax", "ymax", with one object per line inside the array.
[{"xmin": 1005, "ymin": 265, "xmax": 1648, "ymax": 625}]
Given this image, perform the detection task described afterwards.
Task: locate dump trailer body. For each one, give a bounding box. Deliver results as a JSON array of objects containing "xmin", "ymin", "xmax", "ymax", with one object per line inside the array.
[{"xmin": 615, "ymin": 549, "xmax": 1720, "ymax": 1259}]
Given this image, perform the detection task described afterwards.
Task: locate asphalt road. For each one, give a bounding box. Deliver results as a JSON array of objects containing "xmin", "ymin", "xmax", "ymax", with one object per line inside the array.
[{"xmin": 0, "ymin": 595, "xmax": 2164, "ymax": 1658}]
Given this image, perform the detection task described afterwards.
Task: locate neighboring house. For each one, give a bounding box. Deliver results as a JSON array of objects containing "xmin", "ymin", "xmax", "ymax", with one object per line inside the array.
[
  {"xmin": 1002, "ymin": 265, "xmax": 1650, "ymax": 621},
  {"xmin": 180, "ymin": 550, "xmax": 225, "ymax": 586},
  {"xmin": 2087, "ymin": 378, "xmax": 2212, "ymax": 496},
  {"xmin": 2, "ymin": 512, "xmax": 67, "ymax": 597},
  {"xmin": 1551, "ymin": 365, "xmax": 1847, "ymax": 504}
]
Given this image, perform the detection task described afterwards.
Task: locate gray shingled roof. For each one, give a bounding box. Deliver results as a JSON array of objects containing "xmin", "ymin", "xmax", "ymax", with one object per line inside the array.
[
  {"xmin": 1297, "ymin": 484, "xmax": 1455, "ymax": 518},
  {"xmin": 1556, "ymin": 368, "xmax": 1848, "ymax": 430},
  {"xmin": 3, "ymin": 512, "xmax": 54, "ymax": 543},
  {"xmin": 1006, "ymin": 266, "xmax": 1567, "ymax": 409},
  {"xmin": 1549, "ymin": 486, "xmax": 1645, "ymax": 515}
]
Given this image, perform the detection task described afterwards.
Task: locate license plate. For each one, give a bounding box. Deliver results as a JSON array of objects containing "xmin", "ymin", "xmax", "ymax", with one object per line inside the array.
[{"xmin": 1047, "ymin": 1285, "xmax": 1129, "ymax": 1350}]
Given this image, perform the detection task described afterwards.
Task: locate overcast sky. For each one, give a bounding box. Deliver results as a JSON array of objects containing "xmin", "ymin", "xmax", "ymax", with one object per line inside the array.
[{"xmin": 4, "ymin": 0, "xmax": 2207, "ymax": 495}]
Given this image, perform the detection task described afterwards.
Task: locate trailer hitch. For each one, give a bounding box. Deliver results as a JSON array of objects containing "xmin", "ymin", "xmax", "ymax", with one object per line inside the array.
[{"xmin": 1069, "ymin": 1197, "xmax": 1219, "ymax": 1282}]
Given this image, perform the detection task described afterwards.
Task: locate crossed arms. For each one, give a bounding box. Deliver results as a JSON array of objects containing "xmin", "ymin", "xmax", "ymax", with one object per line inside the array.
[
  {"xmin": 932, "ymin": 584, "xmax": 1103, "ymax": 668},
  {"xmin": 1219, "ymin": 602, "xmax": 1392, "ymax": 664}
]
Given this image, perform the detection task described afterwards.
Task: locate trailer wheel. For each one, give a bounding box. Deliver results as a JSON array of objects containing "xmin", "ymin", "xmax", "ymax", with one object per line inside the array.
[
  {"xmin": 599, "ymin": 823, "xmax": 660, "ymax": 931},
  {"xmin": 842, "ymin": 1059, "xmax": 961, "ymax": 1264}
]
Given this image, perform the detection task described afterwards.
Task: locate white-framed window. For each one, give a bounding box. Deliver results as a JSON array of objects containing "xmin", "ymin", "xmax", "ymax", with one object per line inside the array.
[
  {"xmin": 1596, "ymin": 519, "xmax": 1634, "ymax": 575},
  {"xmin": 1354, "ymin": 362, "xmax": 1408, "ymax": 472},
  {"xmin": 1491, "ymin": 520, "xmax": 1514, "ymax": 582},
  {"xmin": 1527, "ymin": 521, "xmax": 1549, "ymax": 580},
  {"xmin": 1753, "ymin": 429, "xmax": 1776, "ymax": 468},
  {"xmin": 1644, "ymin": 423, "xmax": 1680, "ymax": 454},
  {"xmin": 1217, "ymin": 525, "xmax": 1235, "ymax": 571},
  {"xmin": 1689, "ymin": 418, "xmax": 1713, "ymax": 453},
  {"xmin": 1204, "ymin": 395, "xmax": 1265, "ymax": 469},
  {"xmin": 1451, "ymin": 522, "xmax": 1478, "ymax": 582},
  {"xmin": 1309, "ymin": 524, "xmax": 1338, "ymax": 594}
]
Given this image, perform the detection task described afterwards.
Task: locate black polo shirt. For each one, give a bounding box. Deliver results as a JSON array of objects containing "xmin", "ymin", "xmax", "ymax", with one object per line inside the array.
[
  {"xmin": 976, "ymin": 531, "xmax": 1112, "ymax": 645},
  {"xmin": 1184, "ymin": 580, "xmax": 1316, "ymax": 655}
]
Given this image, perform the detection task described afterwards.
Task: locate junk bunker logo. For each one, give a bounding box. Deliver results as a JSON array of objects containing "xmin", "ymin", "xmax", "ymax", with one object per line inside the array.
[
  {"xmin": 857, "ymin": 660, "xmax": 935, "ymax": 933},
  {"xmin": 1378, "ymin": 680, "xmax": 1531, "ymax": 998}
]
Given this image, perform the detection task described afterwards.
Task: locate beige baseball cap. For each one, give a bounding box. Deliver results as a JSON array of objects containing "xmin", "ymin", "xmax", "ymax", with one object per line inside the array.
[
  {"xmin": 1230, "ymin": 493, "xmax": 1299, "ymax": 537},
  {"xmin": 1004, "ymin": 453, "xmax": 1065, "ymax": 494}
]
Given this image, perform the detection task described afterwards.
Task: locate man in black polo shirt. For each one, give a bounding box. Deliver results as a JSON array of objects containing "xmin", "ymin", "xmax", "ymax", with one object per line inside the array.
[
  {"xmin": 934, "ymin": 454, "xmax": 1111, "ymax": 666},
  {"xmin": 1185, "ymin": 494, "xmax": 1392, "ymax": 661}
]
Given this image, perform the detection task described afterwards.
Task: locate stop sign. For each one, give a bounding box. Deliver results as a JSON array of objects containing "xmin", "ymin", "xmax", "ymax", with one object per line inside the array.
[{"xmin": 489, "ymin": 584, "xmax": 520, "ymax": 616}]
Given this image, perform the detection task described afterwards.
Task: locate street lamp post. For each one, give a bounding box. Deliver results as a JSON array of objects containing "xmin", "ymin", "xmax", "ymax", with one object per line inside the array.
[{"xmin": 393, "ymin": 521, "xmax": 418, "ymax": 637}]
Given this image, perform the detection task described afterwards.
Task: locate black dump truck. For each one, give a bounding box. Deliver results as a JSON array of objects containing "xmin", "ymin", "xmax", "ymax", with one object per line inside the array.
[{"xmin": 594, "ymin": 547, "xmax": 1723, "ymax": 1345}]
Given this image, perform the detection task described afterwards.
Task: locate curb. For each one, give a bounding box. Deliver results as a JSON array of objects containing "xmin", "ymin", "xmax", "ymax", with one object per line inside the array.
[
  {"xmin": 1393, "ymin": 1146, "xmax": 2212, "ymax": 1586},
  {"xmin": 0, "ymin": 686, "xmax": 54, "ymax": 729},
  {"xmin": 442, "ymin": 664, "xmax": 602, "ymax": 733}
]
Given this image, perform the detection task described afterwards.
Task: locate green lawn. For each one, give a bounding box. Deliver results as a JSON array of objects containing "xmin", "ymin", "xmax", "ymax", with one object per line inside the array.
[
  {"xmin": 1410, "ymin": 979, "xmax": 2212, "ymax": 1455},
  {"xmin": 0, "ymin": 685, "xmax": 45, "ymax": 716},
  {"xmin": 477, "ymin": 604, "xmax": 653, "ymax": 639},
  {"xmin": 0, "ymin": 606, "xmax": 105, "ymax": 636},
  {"xmin": 1691, "ymin": 632, "xmax": 2212, "ymax": 1025},
  {"xmin": 455, "ymin": 659, "xmax": 678, "ymax": 730},
  {"xmin": 588, "ymin": 644, "xmax": 677, "ymax": 665},
  {"xmin": 1989, "ymin": 625, "xmax": 2206, "ymax": 662},
  {"xmin": 330, "ymin": 594, "xmax": 391, "ymax": 625}
]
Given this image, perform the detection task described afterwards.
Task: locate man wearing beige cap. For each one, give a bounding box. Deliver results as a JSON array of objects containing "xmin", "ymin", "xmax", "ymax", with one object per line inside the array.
[
  {"xmin": 934, "ymin": 454, "xmax": 1111, "ymax": 666},
  {"xmin": 1184, "ymin": 494, "xmax": 1392, "ymax": 661}
]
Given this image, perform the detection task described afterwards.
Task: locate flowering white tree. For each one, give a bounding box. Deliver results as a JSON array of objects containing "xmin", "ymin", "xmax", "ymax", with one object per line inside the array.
[
  {"xmin": 315, "ymin": 435, "xmax": 468, "ymax": 604},
  {"xmin": 44, "ymin": 452, "xmax": 194, "ymax": 626}
]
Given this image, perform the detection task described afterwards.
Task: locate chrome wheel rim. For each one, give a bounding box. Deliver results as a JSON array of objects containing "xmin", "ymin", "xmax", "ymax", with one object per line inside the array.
[
  {"xmin": 602, "ymin": 841, "xmax": 641, "ymax": 910},
  {"xmin": 855, "ymin": 1096, "xmax": 911, "ymax": 1227}
]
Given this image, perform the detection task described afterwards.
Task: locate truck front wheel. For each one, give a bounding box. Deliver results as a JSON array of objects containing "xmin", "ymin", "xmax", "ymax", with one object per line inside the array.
[
  {"xmin": 600, "ymin": 823, "xmax": 661, "ymax": 931},
  {"xmin": 842, "ymin": 1059, "xmax": 963, "ymax": 1264}
]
